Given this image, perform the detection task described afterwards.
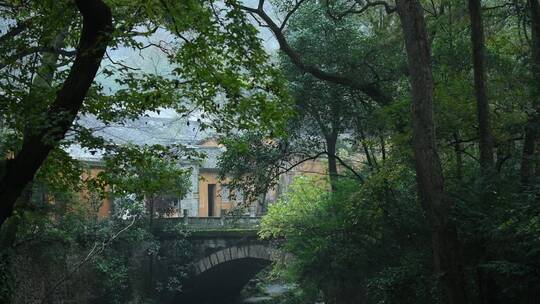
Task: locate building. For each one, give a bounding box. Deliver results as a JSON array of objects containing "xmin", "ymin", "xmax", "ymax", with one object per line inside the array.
[
  {"xmin": 70, "ymin": 115, "xmax": 333, "ymax": 219},
  {"xmin": 70, "ymin": 115, "xmax": 328, "ymax": 219}
]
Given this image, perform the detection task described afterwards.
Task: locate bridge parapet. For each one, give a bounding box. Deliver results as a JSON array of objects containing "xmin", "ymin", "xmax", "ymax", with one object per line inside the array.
[{"xmin": 155, "ymin": 216, "xmax": 262, "ymax": 231}]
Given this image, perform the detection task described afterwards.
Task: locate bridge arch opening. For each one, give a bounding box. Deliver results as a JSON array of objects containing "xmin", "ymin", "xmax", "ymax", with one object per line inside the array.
[{"xmin": 167, "ymin": 245, "xmax": 275, "ymax": 304}]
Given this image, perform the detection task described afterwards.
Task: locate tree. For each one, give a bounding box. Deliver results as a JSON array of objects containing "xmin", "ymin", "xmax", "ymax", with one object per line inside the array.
[
  {"xmin": 467, "ymin": 1, "xmax": 499, "ymax": 301},
  {"xmin": 522, "ymin": 0, "xmax": 540, "ymax": 185},
  {"xmin": 0, "ymin": 0, "xmax": 113, "ymax": 227},
  {"xmin": 94, "ymin": 145, "xmax": 191, "ymax": 299},
  {"xmin": 252, "ymin": 1, "xmax": 540, "ymax": 303},
  {"xmin": 3, "ymin": 0, "xmax": 540, "ymax": 302},
  {"xmin": 237, "ymin": 0, "xmax": 392, "ymax": 106},
  {"xmin": 96, "ymin": 145, "xmax": 191, "ymax": 224},
  {"xmin": 235, "ymin": 1, "xmax": 470, "ymax": 301},
  {"xmin": 468, "ymin": 0, "xmax": 495, "ymax": 170},
  {"xmin": 0, "ymin": 0, "xmax": 291, "ymax": 231},
  {"xmin": 278, "ymin": 2, "xmax": 401, "ymax": 189},
  {"xmin": 260, "ymin": 170, "xmax": 433, "ymax": 304},
  {"xmin": 220, "ymin": 1, "xmax": 401, "ymax": 199},
  {"xmin": 395, "ymin": 1, "xmax": 468, "ymax": 302},
  {"xmin": 0, "ymin": 147, "xmax": 193, "ymax": 303}
]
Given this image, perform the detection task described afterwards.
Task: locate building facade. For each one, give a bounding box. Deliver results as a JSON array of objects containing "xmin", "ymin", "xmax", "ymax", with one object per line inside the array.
[{"xmin": 71, "ymin": 116, "xmax": 329, "ymax": 219}]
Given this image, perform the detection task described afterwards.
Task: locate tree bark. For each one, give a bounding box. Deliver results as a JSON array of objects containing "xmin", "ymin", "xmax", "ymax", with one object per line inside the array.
[
  {"xmin": 326, "ymin": 132, "xmax": 339, "ymax": 191},
  {"xmin": 359, "ymin": 128, "xmax": 377, "ymax": 170},
  {"xmin": 322, "ymin": 280, "xmax": 366, "ymax": 304},
  {"xmin": 468, "ymin": 0, "xmax": 495, "ymax": 170},
  {"xmin": 453, "ymin": 133, "xmax": 464, "ymax": 180},
  {"xmin": 522, "ymin": 0, "xmax": 540, "ymax": 185},
  {"xmin": 0, "ymin": 0, "xmax": 113, "ymax": 229},
  {"xmin": 467, "ymin": 4, "xmax": 501, "ymax": 299},
  {"xmin": 395, "ymin": 1, "xmax": 469, "ymax": 303}
]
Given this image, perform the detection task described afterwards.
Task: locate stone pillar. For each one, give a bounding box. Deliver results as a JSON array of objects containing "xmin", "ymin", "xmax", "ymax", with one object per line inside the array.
[
  {"xmin": 183, "ymin": 209, "xmax": 189, "ymax": 225},
  {"xmin": 191, "ymin": 165, "xmax": 200, "ymax": 216}
]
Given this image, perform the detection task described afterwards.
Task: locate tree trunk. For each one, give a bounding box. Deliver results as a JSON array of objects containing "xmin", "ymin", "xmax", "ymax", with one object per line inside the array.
[
  {"xmin": 395, "ymin": 1, "xmax": 469, "ymax": 303},
  {"xmin": 358, "ymin": 128, "xmax": 377, "ymax": 170},
  {"xmin": 522, "ymin": 0, "xmax": 540, "ymax": 185},
  {"xmin": 149, "ymin": 197, "xmax": 155, "ymax": 228},
  {"xmin": 468, "ymin": 0, "xmax": 495, "ymax": 170},
  {"xmin": 322, "ymin": 280, "xmax": 366, "ymax": 304},
  {"xmin": 148, "ymin": 197, "xmax": 155, "ymax": 296},
  {"xmin": 326, "ymin": 132, "xmax": 339, "ymax": 191},
  {"xmin": 453, "ymin": 133, "xmax": 464, "ymax": 180},
  {"xmin": 0, "ymin": 0, "xmax": 113, "ymax": 230},
  {"xmin": 467, "ymin": 4, "xmax": 501, "ymax": 299}
]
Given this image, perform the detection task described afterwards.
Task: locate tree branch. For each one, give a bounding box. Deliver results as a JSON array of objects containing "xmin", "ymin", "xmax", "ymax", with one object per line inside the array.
[
  {"xmin": 331, "ymin": 152, "xmax": 364, "ymax": 182},
  {"xmin": 0, "ymin": 47, "xmax": 76, "ymax": 70},
  {"xmin": 280, "ymin": 0, "xmax": 308, "ymax": 31},
  {"xmin": 327, "ymin": 0, "xmax": 396, "ymax": 20},
  {"xmin": 237, "ymin": 0, "xmax": 391, "ymax": 105},
  {"xmin": 0, "ymin": 18, "xmax": 31, "ymax": 44},
  {"xmin": 271, "ymin": 150, "xmax": 328, "ymax": 181}
]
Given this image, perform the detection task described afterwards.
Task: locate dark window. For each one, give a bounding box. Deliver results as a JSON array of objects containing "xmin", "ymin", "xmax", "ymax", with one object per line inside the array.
[{"xmin": 208, "ymin": 184, "xmax": 216, "ymax": 217}]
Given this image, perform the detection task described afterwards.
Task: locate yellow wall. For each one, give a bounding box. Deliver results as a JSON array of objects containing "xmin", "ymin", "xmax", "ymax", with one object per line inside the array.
[
  {"xmin": 80, "ymin": 167, "xmax": 112, "ymax": 219},
  {"xmin": 197, "ymin": 159, "xmax": 330, "ymax": 217},
  {"xmin": 295, "ymin": 159, "xmax": 328, "ymax": 176},
  {"xmin": 198, "ymin": 171, "xmax": 238, "ymax": 217}
]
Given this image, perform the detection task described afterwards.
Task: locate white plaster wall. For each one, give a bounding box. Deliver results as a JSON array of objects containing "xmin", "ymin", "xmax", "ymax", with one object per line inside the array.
[{"xmin": 179, "ymin": 164, "xmax": 200, "ymax": 216}]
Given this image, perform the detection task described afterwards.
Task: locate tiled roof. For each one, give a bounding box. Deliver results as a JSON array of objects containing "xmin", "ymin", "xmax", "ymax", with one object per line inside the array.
[{"xmin": 67, "ymin": 114, "xmax": 219, "ymax": 165}]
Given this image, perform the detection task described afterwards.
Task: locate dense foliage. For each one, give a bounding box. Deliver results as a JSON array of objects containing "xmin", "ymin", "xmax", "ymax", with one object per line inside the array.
[
  {"xmin": 221, "ymin": 0, "xmax": 540, "ymax": 303},
  {"xmin": 261, "ymin": 171, "xmax": 432, "ymax": 304},
  {"xmin": 1, "ymin": 0, "xmax": 539, "ymax": 303}
]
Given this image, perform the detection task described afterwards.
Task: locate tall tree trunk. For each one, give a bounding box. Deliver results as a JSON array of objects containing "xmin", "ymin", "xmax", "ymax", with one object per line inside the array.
[
  {"xmin": 522, "ymin": 0, "xmax": 540, "ymax": 185},
  {"xmin": 468, "ymin": 0, "xmax": 495, "ymax": 170},
  {"xmin": 467, "ymin": 4, "xmax": 501, "ymax": 300},
  {"xmin": 148, "ymin": 197, "xmax": 155, "ymax": 297},
  {"xmin": 453, "ymin": 133, "xmax": 464, "ymax": 180},
  {"xmin": 322, "ymin": 280, "xmax": 366, "ymax": 304},
  {"xmin": 326, "ymin": 132, "xmax": 339, "ymax": 191},
  {"xmin": 395, "ymin": 1, "xmax": 469, "ymax": 303},
  {"xmin": 0, "ymin": 0, "xmax": 113, "ymax": 230}
]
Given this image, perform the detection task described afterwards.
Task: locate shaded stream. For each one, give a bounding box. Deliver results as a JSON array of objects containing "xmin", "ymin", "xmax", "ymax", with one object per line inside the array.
[{"xmin": 238, "ymin": 283, "xmax": 291, "ymax": 303}]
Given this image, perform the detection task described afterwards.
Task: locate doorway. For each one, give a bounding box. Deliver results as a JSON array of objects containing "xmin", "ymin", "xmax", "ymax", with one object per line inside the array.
[{"xmin": 208, "ymin": 184, "xmax": 216, "ymax": 217}]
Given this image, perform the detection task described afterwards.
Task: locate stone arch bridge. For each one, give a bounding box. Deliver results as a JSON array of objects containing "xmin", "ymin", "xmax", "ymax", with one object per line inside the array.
[{"xmin": 153, "ymin": 217, "xmax": 283, "ymax": 304}]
